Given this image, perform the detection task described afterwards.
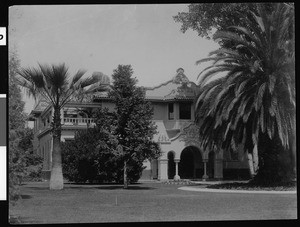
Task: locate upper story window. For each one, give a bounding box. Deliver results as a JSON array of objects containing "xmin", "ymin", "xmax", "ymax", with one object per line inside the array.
[
  {"xmin": 179, "ymin": 102, "xmax": 191, "ymax": 120},
  {"xmin": 168, "ymin": 103, "xmax": 174, "ymax": 120}
]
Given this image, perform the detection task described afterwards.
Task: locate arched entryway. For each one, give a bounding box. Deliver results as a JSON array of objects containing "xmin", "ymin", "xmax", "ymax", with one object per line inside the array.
[
  {"xmin": 179, "ymin": 146, "xmax": 203, "ymax": 179},
  {"xmin": 167, "ymin": 151, "xmax": 176, "ymax": 179}
]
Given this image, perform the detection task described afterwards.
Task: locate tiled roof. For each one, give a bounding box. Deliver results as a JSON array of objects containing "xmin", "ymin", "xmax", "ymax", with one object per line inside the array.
[
  {"xmin": 28, "ymin": 99, "xmax": 50, "ymax": 120},
  {"xmin": 30, "ymin": 99, "xmax": 49, "ymax": 113}
]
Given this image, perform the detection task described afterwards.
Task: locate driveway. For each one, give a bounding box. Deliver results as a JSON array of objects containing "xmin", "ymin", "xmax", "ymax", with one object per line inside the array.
[{"xmin": 9, "ymin": 181, "xmax": 297, "ymax": 223}]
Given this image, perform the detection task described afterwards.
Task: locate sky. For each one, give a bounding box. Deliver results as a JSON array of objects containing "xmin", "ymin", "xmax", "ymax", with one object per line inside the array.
[{"xmin": 9, "ymin": 4, "xmax": 220, "ymax": 114}]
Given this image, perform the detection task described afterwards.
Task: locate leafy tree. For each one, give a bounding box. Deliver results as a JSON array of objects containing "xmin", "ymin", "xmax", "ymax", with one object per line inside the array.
[
  {"xmin": 18, "ymin": 128, "xmax": 43, "ymax": 182},
  {"xmin": 173, "ymin": 3, "xmax": 258, "ymax": 39},
  {"xmin": 109, "ymin": 65, "xmax": 161, "ymax": 188},
  {"xmin": 9, "ymin": 51, "xmax": 26, "ymax": 131},
  {"xmin": 62, "ymin": 108, "xmax": 149, "ymax": 184},
  {"xmin": 194, "ymin": 3, "xmax": 295, "ymax": 184},
  {"xmin": 17, "ymin": 63, "xmax": 110, "ymax": 190},
  {"xmin": 8, "ymin": 50, "xmax": 27, "ymax": 203},
  {"xmin": 62, "ymin": 108, "xmax": 117, "ymax": 183}
]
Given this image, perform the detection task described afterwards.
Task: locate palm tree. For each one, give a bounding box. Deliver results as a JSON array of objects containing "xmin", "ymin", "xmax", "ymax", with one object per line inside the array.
[
  {"xmin": 17, "ymin": 63, "xmax": 110, "ymax": 189},
  {"xmin": 195, "ymin": 3, "xmax": 295, "ymax": 183}
]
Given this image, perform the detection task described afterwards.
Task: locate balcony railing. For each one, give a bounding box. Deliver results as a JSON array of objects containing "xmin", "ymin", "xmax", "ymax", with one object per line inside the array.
[{"xmin": 63, "ymin": 117, "xmax": 95, "ymax": 126}]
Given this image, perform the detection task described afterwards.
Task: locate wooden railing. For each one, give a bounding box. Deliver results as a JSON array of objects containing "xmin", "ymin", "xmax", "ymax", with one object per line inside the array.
[{"xmin": 63, "ymin": 117, "xmax": 95, "ymax": 125}]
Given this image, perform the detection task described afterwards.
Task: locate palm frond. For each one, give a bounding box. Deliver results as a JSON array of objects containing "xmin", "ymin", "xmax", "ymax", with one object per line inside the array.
[
  {"xmin": 70, "ymin": 69, "xmax": 87, "ymax": 89},
  {"xmin": 228, "ymin": 26, "xmax": 262, "ymax": 48},
  {"xmin": 254, "ymin": 82, "xmax": 266, "ymax": 111},
  {"xmin": 198, "ymin": 65, "xmax": 232, "ymax": 85}
]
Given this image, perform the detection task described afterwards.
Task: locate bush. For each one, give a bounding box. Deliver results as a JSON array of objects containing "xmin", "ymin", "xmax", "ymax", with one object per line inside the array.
[
  {"xmin": 23, "ymin": 152, "xmax": 43, "ymax": 182},
  {"xmin": 62, "ymin": 126, "xmax": 118, "ymax": 183},
  {"xmin": 61, "ymin": 127, "xmax": 146, "ymax": 184}
]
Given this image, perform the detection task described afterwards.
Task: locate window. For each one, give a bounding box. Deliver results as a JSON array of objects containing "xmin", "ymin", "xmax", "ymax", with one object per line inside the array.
[
  {"xmin": 64, "ymin": 138, "xmax": 75, "ymax": 143},
  {"xmin": 168, "ymin": 103, "xmax": 174, "ymax": 120},
  {"xmin": 179, "ymin": 103, "xmax": 191, "ymax": 119}
]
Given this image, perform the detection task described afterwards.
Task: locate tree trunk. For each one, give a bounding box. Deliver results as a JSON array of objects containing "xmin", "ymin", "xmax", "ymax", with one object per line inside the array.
[
  {"xmin": 247, "ymin": 152, "xmax": 255, "ymax": 177},
  {"xmin": 252, "ymin": 144, "xmax": 259, "ymax": 173},
  {"xmin": 49, "ymin": 107, "xmax": 64, "ymax": 190},
  {"xmin": 247, "ymin": 145, "xmax": 259, "ymax": 178},
  {"xmin": 123, "ymin": 160, "xmax": 128, "ymax": 189}
]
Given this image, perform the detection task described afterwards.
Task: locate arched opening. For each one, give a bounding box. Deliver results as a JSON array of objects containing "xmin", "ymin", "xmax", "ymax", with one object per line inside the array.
[
  {"xmin": 207, "ymin": 151, "xmax": 215, "ymax": 178},
  {"xmin": 167, "ymin": 152, "xmax": 176, "ymax": 179},
  {"xmin": 179, "ymin": 146, "xmax": 203, "ymax": 179}
]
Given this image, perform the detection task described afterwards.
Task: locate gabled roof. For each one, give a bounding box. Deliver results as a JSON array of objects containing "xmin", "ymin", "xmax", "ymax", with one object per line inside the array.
[
  {"xmin": 145, "ymin": 68, "xmax": 199, "ymax": 101},
  {"xmin": 28, "ymin": 98, "xmax": 50, "ymax": 120},
  {"xmin": 29, "ymin": 68, "xmax": 199, "ymax": 119},
  {"xmin": 93, "ymin": 68, "xmax": 199, "ymax": 102}
]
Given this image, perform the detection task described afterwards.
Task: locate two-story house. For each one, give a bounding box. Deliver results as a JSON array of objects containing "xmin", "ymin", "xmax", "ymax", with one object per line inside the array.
[{"xmin": 29, "ymin": 68, "xmax": 250, "ymax": 181}]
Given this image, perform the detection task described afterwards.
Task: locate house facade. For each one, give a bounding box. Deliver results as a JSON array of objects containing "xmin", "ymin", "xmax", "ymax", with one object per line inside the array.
[{"xmin": 29, "ymin": 68, "xmax": 250, "ymax": 181}]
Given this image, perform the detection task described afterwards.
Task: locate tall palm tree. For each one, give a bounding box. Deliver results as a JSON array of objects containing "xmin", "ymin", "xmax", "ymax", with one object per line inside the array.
[
  {"xmin": 17, "ymin": 63, "xmax": 110, "ymax": 189},
  {"xmin": 195, "ymin": 3, "xmax": 295, "ymax": 182}
]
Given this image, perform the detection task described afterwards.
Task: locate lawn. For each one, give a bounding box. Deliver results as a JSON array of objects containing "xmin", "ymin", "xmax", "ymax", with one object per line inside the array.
[{"xmin": 9, "ymin": 181, "xmax": 297, "ymax": 224}]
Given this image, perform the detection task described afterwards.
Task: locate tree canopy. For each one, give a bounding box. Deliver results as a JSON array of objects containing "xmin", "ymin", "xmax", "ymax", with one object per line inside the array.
[
  {"xmin": 194, "ymin": 3, "xmax": 295, "ymax": 183},
  {"xmin": 17, "ymin": 63, "xmax": 110, "ymax": 190},
  {"xmin": 109, "ymin": 65, "xmax": 161, "ymax": 188}
]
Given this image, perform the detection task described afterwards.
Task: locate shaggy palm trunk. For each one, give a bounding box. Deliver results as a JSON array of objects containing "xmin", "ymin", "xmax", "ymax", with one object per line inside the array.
[
  {"xmin": 254, "ymin": 133, "xmax": 295, "ymax": 184},
  {"xmin": 123, "ymin": 160, "xmax": 128, "ymax": 189},
  {"xmin": 49, "ymin": 107, "xmax": 64, "ymax": 190},
  {"xmin": 247, "ymin": 145, "xmax": 259, "ymax": 178}
]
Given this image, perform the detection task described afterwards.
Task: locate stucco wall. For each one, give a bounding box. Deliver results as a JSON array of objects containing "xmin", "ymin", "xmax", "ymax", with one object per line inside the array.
[{"xmin": 152, "ymin": 102, "xmax": 167, "ymax": 120}]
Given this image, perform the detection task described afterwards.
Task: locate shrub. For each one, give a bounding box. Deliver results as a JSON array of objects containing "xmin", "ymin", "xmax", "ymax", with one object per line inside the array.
[
  {"xmin": 23, "ymin": 151, "xmax": 43, "ymax": 182},
  {"xmin": 62, "ymin": 126, "xmax": 118, "ymax": 183},
  {"xmin": 61, "ymin": 126, "xmax": 147, "ymax": 184}
]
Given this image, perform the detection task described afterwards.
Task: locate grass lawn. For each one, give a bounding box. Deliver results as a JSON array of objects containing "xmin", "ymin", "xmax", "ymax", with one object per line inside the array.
[{"xmin": 9, "ymin": 181, "xmax": 297, "ymax": 224}]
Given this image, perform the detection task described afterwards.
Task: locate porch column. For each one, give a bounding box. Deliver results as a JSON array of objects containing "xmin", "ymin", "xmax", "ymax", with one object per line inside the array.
[
  {"xmin": 174, "ymin": 159, "xmax": 180, "ymax": 180},
  {"xmin": 202, "ymin": 159, "xmax": 209, "ymax": 181},
  {"xmin": 214, "ymin": 149, "xmax": 223, "ymax": 180},
  {"xmin": 158, "ymin": 159, "xmax": 168, "ymax": 180},
  {"xmin": 214, "ymin": 159, "xmax": 223, "ymax": 179}
]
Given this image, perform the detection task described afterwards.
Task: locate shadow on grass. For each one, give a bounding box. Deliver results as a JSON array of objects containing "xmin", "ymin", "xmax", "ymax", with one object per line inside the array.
[
  {"xmin": 24, "ymin": 182, "xmax": 156, "ymax": 190},
  {"xmin": 64, "ymin": 182, "xmax": 156, "ymax": 190},
  {"xmin": 20, "ymin": 194, "xmax": 32, "ymax": 199},
  {"xmin": 67, "ymin": 185, "xmax": 156, "ymax": 190},
  {"xmin": 9, "ymin": 215, "xmax": 38, "ymax": 224},
  {"xmin": 25, "ymin": 187, "xmax": 50, "ymax": 191}
]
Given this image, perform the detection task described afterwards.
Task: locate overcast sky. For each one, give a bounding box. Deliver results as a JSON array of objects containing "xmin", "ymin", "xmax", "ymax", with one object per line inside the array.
[{"xmin": 9, "ymin": 4, "xmax": 219, "ymax": 114}]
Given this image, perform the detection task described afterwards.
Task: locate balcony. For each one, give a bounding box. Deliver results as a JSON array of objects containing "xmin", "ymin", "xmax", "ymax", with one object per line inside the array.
[
  {"xmin": 63, "ymin": 117, "xmax": 95, "ymax": 126},
  {"xmin": 163, "ymin": 119, "xmax": 193, "ymax": 131}
]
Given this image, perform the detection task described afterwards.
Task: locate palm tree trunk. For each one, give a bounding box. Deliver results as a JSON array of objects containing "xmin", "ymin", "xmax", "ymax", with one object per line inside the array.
[
  {"xmin": 49, "ymin": 107, "xmax": 64, "ymax": 190},
  {"xmin": 247, "ymin": 145, "xmax": 259, "ymax": 178},
  {"xmin": 247, "ymin": 152, "xmax": 255, "ymax": 177},
  {"xmin": 123, "ymin": 160, "xmax": 128, "ymax": 189}
]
